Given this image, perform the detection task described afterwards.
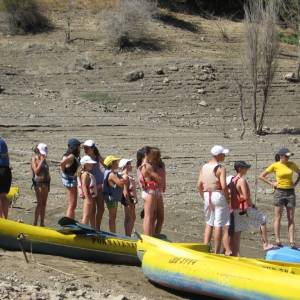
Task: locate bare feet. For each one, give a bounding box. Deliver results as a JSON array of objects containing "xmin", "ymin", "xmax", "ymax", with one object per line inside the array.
[{"xmin": 263, "ymin": 243, "xmax": 277, "ymax": 251}]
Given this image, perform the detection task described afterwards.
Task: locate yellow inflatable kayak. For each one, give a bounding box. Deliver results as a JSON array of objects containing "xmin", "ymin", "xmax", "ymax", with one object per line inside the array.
[
  {"xmin": 137, "ymin": 235, "xmax": 300, "ymax": 300},
  {"xmin": 0, "ymin": 218, "xmax": 139, "ymax": 265},
  {"xmin": 0, "ymin": 218, "xmax": 209, "ymax": 265},
  {"xmin": 7, "ymin": 186, "xmax": 20, "ymax": 204}
]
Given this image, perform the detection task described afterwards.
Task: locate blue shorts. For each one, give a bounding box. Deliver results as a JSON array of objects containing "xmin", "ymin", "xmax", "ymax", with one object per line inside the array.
[{"xmin": 61, "ymin": 173, "xmax": 77, "ymax": 188}]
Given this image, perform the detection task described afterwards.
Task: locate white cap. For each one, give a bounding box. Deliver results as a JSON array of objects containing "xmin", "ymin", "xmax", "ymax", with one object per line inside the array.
[
  {"xmin": 80, "ymin": 155, "xmax": 97, "ymax": 165},
  {"xmin": 37, "ymin": 143, "xmax": 48, "ymax": 157},
  {"xmin": 119, "ymin": 158, "xmax": 133, "ymax": 169},
  {"xmin": 211, "ymin": 145, "xmax": 229, "ymax": 156},
  {"xmin": 83, "ymin": 140, "xmax": 95, "ymax": 147}
]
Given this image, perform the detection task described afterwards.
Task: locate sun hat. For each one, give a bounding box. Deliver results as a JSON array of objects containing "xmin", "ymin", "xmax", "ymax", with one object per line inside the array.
[
  {"xmin": 234, "ymin": 161, "xmax": 251, "ymax": 172},
  {"xmin": 104, "ymin": 155, "xmax": 120, "ymax": 167},
  {"xmin": 277, "ymin": 148, "xmax": 294, "ymax": 157},
  {"xmin": 83, "ymin": 140, "xmax": 95, "ymax": 147},
  {"xmin": 80, "ymin": 155, "xmax": 97, "ymax": 165},
  {"xmin": 119, "ymin": 159, "xmax": 133, "ymax": 169},
  {"xmin": 37, "ymin": 143, "xmax": 48, "ymax": 157},
  {"xmin": 68, "ymin": 138, "xmax": 81, "ymax": 149},
  {"xmin": 211, "ymin": 145, "xmax": 229, "ymax": 156}
]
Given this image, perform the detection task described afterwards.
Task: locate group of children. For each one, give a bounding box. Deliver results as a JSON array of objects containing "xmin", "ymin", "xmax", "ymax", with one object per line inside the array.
[
  {"xmin": 1, "ymin": 136, "xmax": 299, "ymax": 254},
  {"xmin": 31, "ymin": 138, "xmax": 166, "ymax": 237},
  {"xmin": 197, "ymin": 145, "xmax": 300, "ymax": 256}
]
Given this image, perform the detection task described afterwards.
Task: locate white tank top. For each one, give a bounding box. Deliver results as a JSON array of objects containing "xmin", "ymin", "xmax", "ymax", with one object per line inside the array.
[
  {"xmin": 78, "ymin": 172, "xmax": 98, "ymax": 199},
  {"xmin": 201, "ymin": 163, "xmax": 222, "ymax": 192}
]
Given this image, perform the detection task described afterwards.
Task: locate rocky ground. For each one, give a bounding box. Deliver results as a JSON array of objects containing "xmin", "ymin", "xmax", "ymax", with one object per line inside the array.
[{"xmin": 0, "ymin": 7, "xmax": 300, "ymax": 300}]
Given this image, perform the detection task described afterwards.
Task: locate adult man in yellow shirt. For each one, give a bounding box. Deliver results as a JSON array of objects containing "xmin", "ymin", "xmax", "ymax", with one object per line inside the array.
[{"xmin": 260, "ymin": 148, "xmax": 300, "ymax": 249}]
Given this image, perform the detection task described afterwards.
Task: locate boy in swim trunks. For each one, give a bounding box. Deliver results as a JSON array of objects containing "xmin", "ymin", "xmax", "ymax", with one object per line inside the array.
[{"xmin": 228, "ymin": 161, "xmax": 274, "ymax": 256}]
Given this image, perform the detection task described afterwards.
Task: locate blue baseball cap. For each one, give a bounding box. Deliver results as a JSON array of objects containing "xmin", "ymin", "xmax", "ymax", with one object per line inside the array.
[{"xmin": 68, "ymin": 138, "xmax": 81, "ymax": 150}]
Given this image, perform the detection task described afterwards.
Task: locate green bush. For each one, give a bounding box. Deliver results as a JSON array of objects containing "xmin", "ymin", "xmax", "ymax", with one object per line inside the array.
[
  {"xmin": 1, "ymin": 0, "xmax": 52, "ymax": 34},
  {"xmin": 278, "ymin": 32, "xmax": 298, "ymax": 45}
]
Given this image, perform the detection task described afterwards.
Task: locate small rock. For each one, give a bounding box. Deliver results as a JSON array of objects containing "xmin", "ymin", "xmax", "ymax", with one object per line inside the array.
[
  {"xmin": 155, "ymin": 68, "xmax": 164, "ymax": 75},
  {"xmin": 197, "ymin": 88, "xmax": 206, "ymax": 94},
  {"xmin": 124, "ymin": 70, "xmax": 144, "ymax": 82},
  {"xmin": 75, "ymin": 58, "xmax": 95, "ymax": 71},
  {"xmin": 65, "ymin": 285, "xmax": 78, "ymax": 292},
  {"xmin": 168, "ymin": 65, "xmax": 178, "ymax": 72},
  {"xmin": 290, "ymin": 137, "xmax": 299, "ymax": 144},
  {"xmin": 215, "ymin": 108, "xmax": 221, "ymax": 112},
  {"xmin": 284, "ymin": 72, "xmax": 299, "ymax": 82},
  {"xmin": 163, "ymin": 77, "xmax": 169, "ymax": 84},
  {"xmin": 198, "ymin": 100, "xmax": 208, "ymax": 107}
]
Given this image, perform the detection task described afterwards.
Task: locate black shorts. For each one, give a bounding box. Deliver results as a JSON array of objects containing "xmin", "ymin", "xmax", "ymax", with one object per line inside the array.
[
  {"xmin": 0, "ymin": 167, "xmax": 12, "ymax": 194},
  {"xmin": 121, "ymin": 195, "xmax": 135, "ymax": 207}
]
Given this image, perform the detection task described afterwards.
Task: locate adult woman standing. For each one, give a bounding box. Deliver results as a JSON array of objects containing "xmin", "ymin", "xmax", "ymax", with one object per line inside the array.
[
  {"xmin": 152, "ymin": 148, "xmax": 166, "ymax": 235},
  {"xmin": 60, "ymin": 138, "xmax": 81, "ymax": 219},
  {"xmin": 31, "ymin": 143, "xmax": 51, "ymax": 226},
  {"xmin": 83, "ymin": 140, "xmax": 105, "ymax": 230},
  {"xmin": 137, "ymin": 147, "xmax": 162, "ymax": 236},
  {"xmin": 260, "ymin": 148, "xmax": 300, "ymax": 248},
  {"xmin": 197, "ymin": 145, "xmax": 231, "ymax": 254},
  {"xmin": 0, "ymin": 137, "xmax": 12, "ymax": 219},
  {"xmin": 77, "ymin": 155, "xmax": 98, "ymax": 225},
  {"xmin": 103, "ymin": 155, "xmax": 124, "ymax": 233}
]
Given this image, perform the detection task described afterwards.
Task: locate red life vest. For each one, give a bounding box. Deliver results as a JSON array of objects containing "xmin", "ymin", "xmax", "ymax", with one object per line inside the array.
[{"xmin": 228, "ymin": 176, "xmax": 249, "ymax": 210}]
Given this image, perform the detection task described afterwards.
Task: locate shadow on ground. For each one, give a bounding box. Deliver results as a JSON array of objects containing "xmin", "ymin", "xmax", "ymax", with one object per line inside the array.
[{"xmin": 158, "ymin": 13, "xmax": 199, "ymax": 33}]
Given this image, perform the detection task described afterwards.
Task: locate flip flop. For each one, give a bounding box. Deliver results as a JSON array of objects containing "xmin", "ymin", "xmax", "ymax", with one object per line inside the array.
[
  {"xmin": 275, "ymin": 242, "xmax": 284, "ymax": 248},
  {"xmin": 290, "ymin": 243, "xmax": 299, "ymax": 250}
]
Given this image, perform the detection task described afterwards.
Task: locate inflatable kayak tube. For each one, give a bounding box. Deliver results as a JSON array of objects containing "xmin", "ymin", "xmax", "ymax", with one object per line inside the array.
[
  {"xmin": 0, "ymin": 218, "xmax": 138, "ymax": 265},
  {"xmin": 137, "ymin": 235, "xmax": 300, "ymax": 300},
  {"xmin": 266, "ymin": 246, "xmax": 300, "ymax": 263},
  {"xmin": 0, "ymin": 219, "xmax": 210, "ymax": 265}
]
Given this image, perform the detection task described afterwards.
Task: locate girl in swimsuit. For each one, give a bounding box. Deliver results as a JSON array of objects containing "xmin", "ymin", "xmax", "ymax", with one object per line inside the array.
[
  {"xmin": 83, "ymin": 140, "xmax": 105, "ymax": 230},
  {"xmin": 151, "ymin": 147, "xmax": 166, "ymax": 235},
  {"xmin": 60, "ymin": 138, "xmax": 81, "ymax": 219},
  {"xmin": 137, "ymin": 146, "xmax": 162, "ymax": 236},
  {"xmin": 119, "ymin": 158, "xmax": 137, "ymax": 236},
  {"xmin": 31, "ymin": 143, "xmax": 51, "ymax": 226},
  {"xmin": 77, "ymin": 155, "xmax": 98, "ymax": 225}
]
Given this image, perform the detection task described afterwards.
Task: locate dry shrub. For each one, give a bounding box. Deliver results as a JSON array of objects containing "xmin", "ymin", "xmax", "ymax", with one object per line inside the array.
[
  {"xmin": 101, "ymin": 0, "xmax": 158, "ymax": 50},
  {"xmin": 1, "ymin": 0, "xmax": 52, "ymax": 34}
]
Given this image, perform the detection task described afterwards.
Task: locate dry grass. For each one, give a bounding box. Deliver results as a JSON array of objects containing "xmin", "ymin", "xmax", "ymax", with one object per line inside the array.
[{"xmin": 36, "ymin": 0, "xmax": 118, "ymax": 11}]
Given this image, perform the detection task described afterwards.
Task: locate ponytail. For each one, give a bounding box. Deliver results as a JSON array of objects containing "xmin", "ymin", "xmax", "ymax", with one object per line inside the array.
[
  {"xmin": 275, "ymin": 154, "xmax": 280, "ymax": 162},
  {"xmin": 33, "ymin": 145, "xmax": 39, "ymax": 154}
]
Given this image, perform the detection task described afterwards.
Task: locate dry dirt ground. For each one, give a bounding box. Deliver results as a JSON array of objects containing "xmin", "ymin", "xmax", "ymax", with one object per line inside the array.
[{"xmin": 0, "ymin": 7, "xmax": 300, "ymax": 300}]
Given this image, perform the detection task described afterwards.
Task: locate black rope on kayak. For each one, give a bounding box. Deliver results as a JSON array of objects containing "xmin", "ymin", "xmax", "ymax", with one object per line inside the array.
[
  {"xmin": 17, "ymin": 233, "xmax": 29, "ymax": 264},
  {"xmin": 134, "ymin": 231, "xmax": 143, "ymax": 241}
]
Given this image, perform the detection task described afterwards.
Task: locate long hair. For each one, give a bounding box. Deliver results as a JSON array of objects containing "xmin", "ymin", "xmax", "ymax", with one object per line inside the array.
[
  {"xmin": 136, "ymin": 146, "xmax": 151, "ymax": 168},
  {"xmin": 66, "ymin": 146, "xmax": 80, "ymax": 157},
  {"xmin": 151, "ymin": 147, "xmax": 165, "ymax": 169},
  {"xmin": 92, "ymin": 146, "xmax": 102, "ymax": 161},
  {"xmin": 275, "ymin": 154, "xmax": 280, "ymax": 162}
]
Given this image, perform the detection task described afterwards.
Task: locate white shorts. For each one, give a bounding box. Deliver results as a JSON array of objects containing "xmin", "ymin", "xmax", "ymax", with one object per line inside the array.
[
  {"xmin": 141, "ymin": 190, "xmax": 161, "ymax": 200},
  {"xmin": 204, "ymin": 191, "xmax": 230, "ymax": 227},
  {"xmin": 233, "ymin": 208, "xmax": 267, "ymax": 232}
]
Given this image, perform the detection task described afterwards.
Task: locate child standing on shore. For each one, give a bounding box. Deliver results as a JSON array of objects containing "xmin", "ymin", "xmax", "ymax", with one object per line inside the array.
[
  {"xmin": 31, "ymin": 143, "xmax": 50, "ymax": 227},
  {"xmin": 119, "ymin": 159, "xmax": 137, "ymax": 236},
  {"xmin": 228, "ymin": 161, "xmax": 274, "ymax": 256}
]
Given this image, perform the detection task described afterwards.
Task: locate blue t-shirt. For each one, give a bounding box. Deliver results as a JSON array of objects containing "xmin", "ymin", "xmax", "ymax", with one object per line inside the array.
[{"xmin": 0, "ymin": 137, "xmax": 9, "ymax": 167}]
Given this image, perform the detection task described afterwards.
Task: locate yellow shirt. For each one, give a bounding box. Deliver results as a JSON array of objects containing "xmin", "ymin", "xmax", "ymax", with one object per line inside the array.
[{"xmin": 265, "ymin": 161, "xmax": 300, "ymax": 189}]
